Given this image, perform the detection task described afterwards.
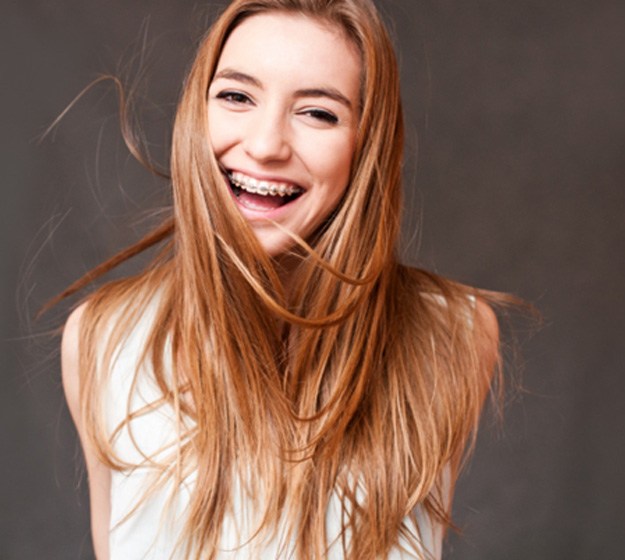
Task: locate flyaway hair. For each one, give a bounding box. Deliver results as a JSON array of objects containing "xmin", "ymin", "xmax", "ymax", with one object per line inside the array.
[{"xmin": 61, "ymin": 0, "xmax": 512, "ymax": 558}]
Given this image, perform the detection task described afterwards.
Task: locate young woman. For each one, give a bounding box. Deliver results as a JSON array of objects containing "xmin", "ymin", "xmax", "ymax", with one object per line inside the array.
[{"xmin": 61, "ymin": 0, "xmax": 501, "ymax": 558}]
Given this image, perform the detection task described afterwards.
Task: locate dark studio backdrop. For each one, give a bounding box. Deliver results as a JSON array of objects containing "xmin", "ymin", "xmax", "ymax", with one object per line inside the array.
[{"xmin": 2, "ymin": 0, "xmax": 624, "ymax": 558}]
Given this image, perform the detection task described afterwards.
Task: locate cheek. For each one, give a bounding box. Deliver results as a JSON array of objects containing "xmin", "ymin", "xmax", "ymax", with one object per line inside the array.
[
  {"xmin": 314, "ymin": 154, "xmax": 353, "ymax": 221},
  {"xmin": 314, "ymin": 137, "xmax": 355, "ymax": 195},
  {"xmin": 306, "ymin": 135, "xmax": 355, "ymax": 184},
  {"xmin": 207, "ymin": 107, "xmax": 230, "ymax": 154}
]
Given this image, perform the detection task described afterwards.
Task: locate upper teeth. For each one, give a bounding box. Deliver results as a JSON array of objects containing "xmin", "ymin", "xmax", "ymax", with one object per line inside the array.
[{"xmin": 229, "ymin": 171, "xmax": 303, "ymax": 197}]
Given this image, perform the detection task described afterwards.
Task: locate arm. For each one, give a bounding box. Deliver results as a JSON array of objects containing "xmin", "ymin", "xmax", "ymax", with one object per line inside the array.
[
  {"xmin": 62, "ymin": 303, "xmax": 111, "ymax": 560},
  {"xmin": 437, "ymin": 297, "xmax": 500, "ymax": 555}
]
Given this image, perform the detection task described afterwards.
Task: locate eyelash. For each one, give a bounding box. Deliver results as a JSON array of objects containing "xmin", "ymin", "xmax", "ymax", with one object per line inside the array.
[
  {"xmin": 214, "ymin": 90, "xmax": 339, "ymax": 125},
  {"xmin": 215, "ymin": 90, "xmax": 252, "ymax": 104},
  {"xmin": 300, "ymin": 109, "xmax": 338, "ymax": 125}
]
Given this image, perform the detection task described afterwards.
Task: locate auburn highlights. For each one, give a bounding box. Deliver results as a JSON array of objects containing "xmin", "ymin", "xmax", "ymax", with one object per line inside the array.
[{"xmin": 61, "ymin": 1, "xmax": 508, "ymax": 558}]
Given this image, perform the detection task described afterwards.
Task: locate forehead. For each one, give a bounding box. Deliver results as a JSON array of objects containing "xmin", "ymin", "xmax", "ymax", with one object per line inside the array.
[{"xmin": 216, "ymin": 12, "xmax": 361, "ymax": 93}]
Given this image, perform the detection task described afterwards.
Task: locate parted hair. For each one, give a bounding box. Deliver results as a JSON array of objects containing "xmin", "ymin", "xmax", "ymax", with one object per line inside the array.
[{"xmin": 61, "ymin": 0, "xmax": 503, "ymax": 558}]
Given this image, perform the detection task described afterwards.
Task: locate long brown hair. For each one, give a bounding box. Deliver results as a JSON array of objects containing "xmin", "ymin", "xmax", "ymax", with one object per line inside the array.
[{"xmin": 66, "ymin": 0, "xmax": 503, "ymax": 558}]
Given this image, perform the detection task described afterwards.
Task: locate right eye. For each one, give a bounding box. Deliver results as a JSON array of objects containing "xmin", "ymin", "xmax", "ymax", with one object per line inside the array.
[{"xmin": 215, "ymin": 90, "xmax": 253, "ymax": 105}]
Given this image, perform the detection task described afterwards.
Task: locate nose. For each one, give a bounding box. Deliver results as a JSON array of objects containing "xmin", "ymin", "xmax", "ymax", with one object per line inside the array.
[{"xmin": 243, "ymin": 106, "xmax": 292, "ymax": 163}]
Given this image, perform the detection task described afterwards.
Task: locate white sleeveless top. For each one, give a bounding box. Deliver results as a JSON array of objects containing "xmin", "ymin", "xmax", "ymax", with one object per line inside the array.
[{"xmin": 104, "ymin": 305, "xmax": 445, "ymax": 559}]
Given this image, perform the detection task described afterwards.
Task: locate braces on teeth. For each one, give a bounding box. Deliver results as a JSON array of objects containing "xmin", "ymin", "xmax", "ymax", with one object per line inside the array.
[{"xmin": 229, "ymin": 172, "xmax": 302, "ymax": 197}]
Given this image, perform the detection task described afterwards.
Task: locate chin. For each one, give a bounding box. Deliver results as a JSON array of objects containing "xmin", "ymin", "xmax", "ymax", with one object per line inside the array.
[{"xmin": 255, "ymin": 235, "xmax": 296, "ymax": 259}]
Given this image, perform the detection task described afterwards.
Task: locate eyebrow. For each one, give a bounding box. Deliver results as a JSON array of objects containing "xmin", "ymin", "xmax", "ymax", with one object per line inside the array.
[
  {"xmin": 213, "ymin": 69, "xmax": 261, "ymax": 88},
  {"xmin": 295, "ymin": 88, "xmax": 352, "ymax": 109},
  {"xmin": 212, "ymin": 68, "xmax": 353, "ymax": 109}
]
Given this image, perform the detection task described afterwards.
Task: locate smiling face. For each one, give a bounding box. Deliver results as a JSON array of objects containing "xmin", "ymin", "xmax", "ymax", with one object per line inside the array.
[{"xmin": 207, "ymin": 12, "xmax": 362, "ymax": 257}]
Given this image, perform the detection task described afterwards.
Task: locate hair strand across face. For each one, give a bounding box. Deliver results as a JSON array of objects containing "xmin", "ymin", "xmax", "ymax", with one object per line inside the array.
[{"xmin": 59, "ymin": 2, "xmax": 516, "ymax": 559}]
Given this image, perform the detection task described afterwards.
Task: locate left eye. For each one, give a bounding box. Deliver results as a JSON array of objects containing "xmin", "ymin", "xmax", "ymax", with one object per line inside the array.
[{"xmin": 301, "ymin": 109, "xmax": 338, "ymax": 124}]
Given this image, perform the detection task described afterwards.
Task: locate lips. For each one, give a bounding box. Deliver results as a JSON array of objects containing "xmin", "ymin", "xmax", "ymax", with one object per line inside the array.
[{"xmin": 226, "ymin": 170, "xmax": 305, "ymax": 212}]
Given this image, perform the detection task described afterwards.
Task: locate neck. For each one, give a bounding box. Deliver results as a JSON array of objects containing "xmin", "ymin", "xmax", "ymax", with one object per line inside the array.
[{"xmin": 272, "ymin": 250, "xmax": 305, "ymax": 296}]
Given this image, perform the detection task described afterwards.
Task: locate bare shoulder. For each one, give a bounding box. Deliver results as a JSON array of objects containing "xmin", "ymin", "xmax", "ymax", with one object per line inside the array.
[
  {"xmin": 61, "ymin": 301, "xmax": 90, "ymax": 418},
  {"xmin": 61, "ymin": 301, "xmax": 112, "ymax": 559},
  {"xmin": 62, "ymin": 301, "xmax": 89, "ymax": 363}
]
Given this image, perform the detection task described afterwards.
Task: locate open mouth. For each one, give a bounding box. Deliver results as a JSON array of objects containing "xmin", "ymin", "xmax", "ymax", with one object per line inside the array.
[{"xmin": 227, "ymin": 170, "xmax": 304, "ymax": 211}]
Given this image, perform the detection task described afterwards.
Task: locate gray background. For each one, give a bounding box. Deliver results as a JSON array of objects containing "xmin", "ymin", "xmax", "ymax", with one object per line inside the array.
[{"xmin": 2, "ymin": 0, "xmax": 624, "ymax": 558}]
